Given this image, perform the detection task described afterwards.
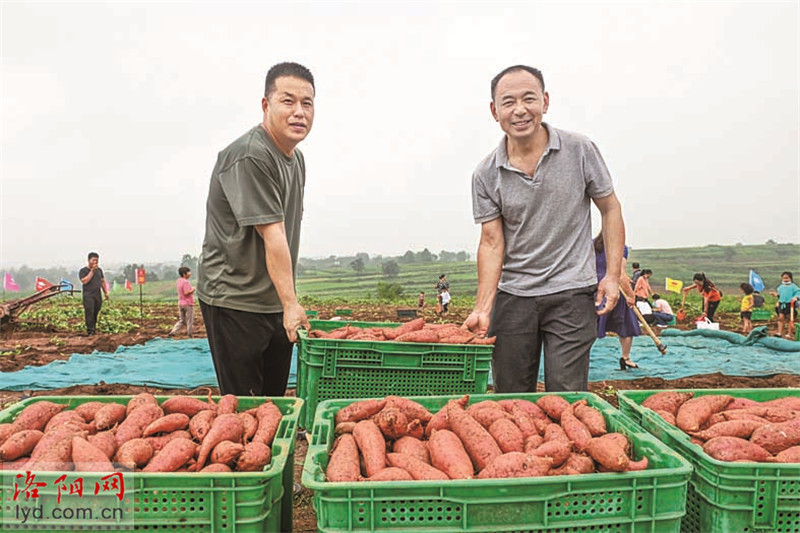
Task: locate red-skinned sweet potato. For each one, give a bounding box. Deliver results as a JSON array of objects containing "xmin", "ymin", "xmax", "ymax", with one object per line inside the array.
[
  {"xmin": 142, "ymin": 413, "xmax": 190, "ymax": 438},
  {"xmin": 775, "ymin": 446, "xmax": 800, "ymax": 463},
  {"xmin": 74, "ymin": 402, "xmax": 106, "ymax": 423},
  {"xmin": 749, "ymin": 418, "xmax": 800, "ymax": 454},
  {"xmin": 236, "ymin": 441, "xmax": 272, "ymax": 472},
  {"xmin": 72, "ymin": 437, "xmax": 114, "ymax": 472},
  {"xmin": 143, "ymin": 438, "xmax": 196, "ymax": 472},
  {"xmin": 216, "ymin": 394, "xmax": 238, "ymax": 415},
  {"xmin": 477, "ymin": 452, "xmax": 552, "ymax": 479},
  {"xmin": 386, "ymin": 452, "xmax": 448, "ymax": 480},
  {"xmin": 548, "ymin": 453, "xmax": 596, "ymax": 476},
  {"xmin": 94, "ymin": 403, "xmax": 128, "ymax": 431},
  {"xmin": 573, "ymin": 400, "xmax": 607, "ymax": 437},
  {"xmin": 251, "ymin": 401, "xmax": 283, "ymax": 446},
  {"xmin": 210, "ymin": 441, "xmax": 244, "ymax": 467},
  {"xmin": 11, "ymin": 401, "xmax": 67, "ymax": 432},
  {"xmin": 560, "ymin": 406, "xmax": 593, "ymax": 451},
  {"xmin": 45, "ymin": 411, "xmax": 93, "ymax": 434},
  {"xmin": 425, "ymin": 395, "xmax": 468, "ymax": 438},
  {"xmin": 536, "ymin": 395, "xmax": 570, "ymax": 422},
  {"xmin": 194, "ymin": 414, "xmax": 244, "ymax": 470},
  {"xmin": 676, "ymin": 395, "xmax": 734, "ymax": 433},
  {"xmin": 335, "ymin": 399, "xmax": 388, "ymax": 425},
  {"xmin": 584, "ymin": 437, "xmax": 631, "ymax": 472},
  {"xmin": 126, "ymin": 393, "xmax": 158, "ymax": 416},
  {"xmin": 144, "ymin": 430, "xmax": 192, "ymax": 454},
  {"xmin": 447, "ymin": 400, "xmax": 501, "ymax": 471},
  {"xmin": 114, "ymin": 438, "xmax": 153, "ymax": 469},
  {"xmin": 428, "ymin": 429, "xmax": 474, "ymax": 479},
  {"xmin": 87, "ymin": 430, "xmax": 117, "ymax": 460},
  {"xmin": 160, "ymin": 395, "xmax": 215, "ymax": 417},
  {"xmin": 326, "ymin": 434, "xmax": 360, "ymax": 482},
  {"xmin": 392, "ymin": 436, "xmax": 430, "ymax": 464},
  {"xmin": 488, "ymin": 418, "xmax": 524, "ymax": 453},
  {"xmin": 703, "ymin": 436, "xmax": 773, "ymax": 462},
  {"xmin": 642, "ymin": 391, "xmax": 694, "ymax": 416},
  {"xmin": 385, "ymin": 396, "xmax": 433, "ymax": 423},
  {"xmin": 353, "ymin": 419, "xmax": 386, "ymax": 478},
  {"xmin": 689, "ymin": 419, "xmax": 766, "ymax": 441},
  {"xmin": 367, "ymin": 467, "xmax": 414, "ymax": 481},
  {"xmin": 115, "ymin": 403, "xmax": 163, "ymax": 447},
  {"xmin": 373, "ymin": 406, "xmax": 409, "ymax": 440},
  {"xmin": 189, "ymin": 410, "xmax": 217, "ymax": 443},
  {"xmin": 0, "ymin": 429, "xmax": 43, "ymax": 461},
  {"xmin": 395, "ymin": 330, "xmax": 440, "ymax": 343}
]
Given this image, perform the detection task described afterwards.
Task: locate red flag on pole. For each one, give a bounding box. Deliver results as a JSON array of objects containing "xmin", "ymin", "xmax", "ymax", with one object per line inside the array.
[
  {"xmin": 4, "ymin": 272, "xmax": 20, "ymax": 292},
  {"xmin": 35, "ymin": 277, "xmax": 53, "ymax": 292},
  {"xmin": 125, "ymin": 279, "xmax": 133, "ymax": 292}
]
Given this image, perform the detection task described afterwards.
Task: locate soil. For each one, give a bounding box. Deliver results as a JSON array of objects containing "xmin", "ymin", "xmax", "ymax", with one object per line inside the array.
[{"xmin": 1, "ymin": 302, "xmax": 797, "ymax": 532}]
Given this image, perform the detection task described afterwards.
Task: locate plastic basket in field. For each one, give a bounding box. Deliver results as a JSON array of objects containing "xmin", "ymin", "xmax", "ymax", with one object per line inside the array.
[
  {"xmin": 618, "ymin": 388, "xmax": 800, "ymax": 533},
  {"xmin": 0, "ymin": 395, "xmax": 302, "ymax": 532},
  {"xmin": 297, "ymin": 320, "xmax": 492, "ymax": 429},
  {"xmin": 302, "ymin": 392, "xmax": 692, "ymax": 532}
]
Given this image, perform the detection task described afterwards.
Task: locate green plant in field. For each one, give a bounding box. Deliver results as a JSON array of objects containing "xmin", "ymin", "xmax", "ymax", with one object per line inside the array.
[
  {"xmin": 0, "ymin": 345, "xmax": 28, "ymax": 356},
  {"xmin": 376, "ymin": 281, "xmax": 405, "ymax": 301},
  {"xmin": 49, "ymin": 336, "xmax": 67, "ymax": 347}
]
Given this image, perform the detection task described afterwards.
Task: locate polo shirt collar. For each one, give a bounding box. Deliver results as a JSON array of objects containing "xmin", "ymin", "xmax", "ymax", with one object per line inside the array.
[{"xmin": 495, "ymin": 122, "xmax": 561, "ymax": 169}]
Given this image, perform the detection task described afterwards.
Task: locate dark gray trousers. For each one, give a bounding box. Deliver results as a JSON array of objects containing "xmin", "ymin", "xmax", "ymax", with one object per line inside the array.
[
  {"xmin": 83, "ymin": 294, "xmax": 102, "ymax": 334},
  {"xmin": 489, "ymin": 286, "xmax": 597, "ymax": 392}
]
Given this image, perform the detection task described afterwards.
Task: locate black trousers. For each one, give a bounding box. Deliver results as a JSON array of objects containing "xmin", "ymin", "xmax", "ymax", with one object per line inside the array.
[
  {"xmin": 200, "ymin": 301, "xmax": 293, "ymax": 396},
  {"xmin": 83, "ymin": 294, "xmax": 102, "ymax": 334}
]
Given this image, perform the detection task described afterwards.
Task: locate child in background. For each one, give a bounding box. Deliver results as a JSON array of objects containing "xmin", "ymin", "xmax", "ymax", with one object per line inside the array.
[
  {"xmin": 418, "ymin": 291, "xmax": 425, "ymax": 311},
  {"xmin": 769, "ymin": 271, "xmax": 800, "ymax": 338},
  {"xmin": 439, "ymin": 288, "xmax": 451, "ymax": 315},
  {"xmin": 739, "ymin": 282, "xmax": 754, "ymax": 334}
]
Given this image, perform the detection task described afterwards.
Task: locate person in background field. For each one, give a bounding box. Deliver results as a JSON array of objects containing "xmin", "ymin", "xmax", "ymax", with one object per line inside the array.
[
  {"xmin": 435, "ymin": 274, "xmax": 449, "ymax": 294},
  {"xmin": 752, "ymin": 290, "xmax": 765, "ymax": 308},
  {"xmin": 651, "ymin": 293, "xmax": 675, "ymax": 328},
  {"xmin": 78, "ymin": 252, "xmax": 109, "ymax": 335},
  {"xmin": 682, "ymin": 272, "xmax": 722, "ymax": 323},
  {"xmin": 633, "ymin": 269, "xmax": 653, "ymax": 302},
  {"xmin": 769, "ymin": 271, "xmax": 800, "ymax": 338},
  {"xmin": 418, "ymin": 291, "xmax": 425, "ymax": 311},
  {"xmin": 169, "ymin": 267, "xmax": 195, "ymax": 338},
  {"xmin": 440, "ymin": 288, "xmax": 451, "ymax": 314},
  {"xmin": 739, "ymin": 282, "xmax": 754, "ymax": 335},
  {"xmin": 196, "ymin": 62, "xmax": 314, "ymax": 397},
  {"xmin": 594, "ymin": 234, "xmax": 641, "ymax": 370},
  {"xmin": 465, "ymin": 65, "xmax": 626, "ymax": 393},
  {"xmin": 630, "ymin": 262, "xmax": 642, "ymax": 290}
]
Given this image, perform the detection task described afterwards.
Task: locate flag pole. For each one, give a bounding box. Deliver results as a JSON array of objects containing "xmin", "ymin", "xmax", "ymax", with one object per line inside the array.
[{"xmin": 139, "ymin": 284, "xmax": 143, "ymax": 318}]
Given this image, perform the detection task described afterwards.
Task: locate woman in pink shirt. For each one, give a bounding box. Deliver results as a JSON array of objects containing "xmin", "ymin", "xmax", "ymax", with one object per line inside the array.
[
  {"xmin": 169, "ymin": 267, "xmax": 195, "ymax": 337},
  {"xmin": 634, "ymin": 269, "xmax": 653, "ymax": 302}
]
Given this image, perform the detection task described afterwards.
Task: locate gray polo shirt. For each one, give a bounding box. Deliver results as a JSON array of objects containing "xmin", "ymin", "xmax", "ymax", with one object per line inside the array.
[
  {"xmin": 197, "ymin": 125, "xmax": 305, "ymax": 313},
  {"xmin": 472, "ymin": 123, "xmax": 614, "ymax": 297}
]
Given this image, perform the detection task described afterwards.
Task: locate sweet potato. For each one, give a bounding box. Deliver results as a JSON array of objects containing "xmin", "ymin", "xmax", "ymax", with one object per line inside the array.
[
  {"xmin": 506, "ymin": 399, "xmax": 550, "ymax": 426},
  {"xmin": 572, "ymin": 401, "xmax": 607, "ymax": 437},
  {"xmin": 114, "ymin": 438, "xmax": 154, "ymax": 468},
  {"xmin": 701, "ymin": 413, "xmax": 727, "ymax": 430},
  {"xmin": 468, "ymin": 400, "xmax": 502, "ymax": 414},
  {"xmin": 386, "ymin": 452, "xmax": 448, "ymax": 480},
  {"xmin": 385, "ymin": 396, "xmax": 433, "ymax": 423},
  {"xmin": 87, "ymin": 431, "xmax": 117, "ymax": 460},
  {"xmin": 775, "ymin": 446, "xmax": 800, "ymax": 463},
  {"xmin": 762, "ymin": 397, "xmax": 800, "ymax": 411},
  {"xmin": 326, "ymin": 434, "xmax": 361, "ymax": 482},
  {"xmin": 654, "ymin": 409, "xmax": 677, "ymax": 426},
  {"xmin": 428, "ymin": 429, "xmax": 474, "ymax": 479},
  {"xmin": 549, "ymin": 453, "xmax": 596, "ymax": 476},
  {"xmin": 335, "ymin": 421, "xmax": 356, "ymax": 436},
  {"xmin": 689, "ymin": 420, "xmax": 766, "ymax": 441},
  {"xmin": 395, "ymin": 329, "xmax": 440, "ymax": 343},
  {"xmin": 72, "ymin": 437, "xmax": 114, "ymax": 472},
  {"xmin": 477, "ymin": 452, "xmax": 552, "ymax": 479},
  {"xmin": 252, "ymin": 401, "xmax": 283, "ymax": 446},
  {"xmin": 722, "ymin": 411, "xmax": 770, "ymax": 424},
  {"xmin": 676, "ymin": 395, "xmax": 734, "ymax": 433},
  {"xmin": 426, "ymin": 396, "xmax": 468, "ymax": 438},
  {"xmin": 353, "ymin": 419, "xmax": 386, "ymax": 478},
  {"xmin": 471, "ymin": 336, "xmax": 496, "ymax": 345},
  {"xmin": 405, "ymin": 419, "xmax": 424, "ymax": 440},
  {"xmin": 11, "ymin": 401, "xmax": 67, "ymax": 432},
  {"xmin": 160, "ymin": 395, "xmax": 214, "ymax": 417},
  {"xmin": 237, "ymin": 412, "xmax": 257, "ymax": 442},
  {"xmin": 702, "ymin": 436, "xmax": 773, "ymax": 462},
  {"xmin": 115, "ymin": 403, "xmax": 163, "ymax": 447},
  {"xmin": 0, "ymin": 423, "xmax": 15, "ymax": 445},
  {"xmin": 28, "ymin": 427, "xmax": 84, "ymax": 470},
  {"xmin": 530, "ymin": 440, "xmax": 571, "ymax": 468},
  {"xmin": 45, "ymin": 411, "xmax": 93, "ymax": 434},
  {"xmin": 470, "ymin": 407, "xmax": 512, "ymax": 429},
  {"xmin": 216, "ymin": 394, "xmax": 238, "ymax": 415},
  {"xmin": 142, "ymin": 413, "xmax": 190, "ymax": 438},
  {"xmin": 584, "ymin": 437, "xmax": 630, "ymax": 472},
  {"xmin": 236, "ymin": 441, "xmax": 272, "ymax": 472},
  {"xmin": 763, "ymin": 408, "xmax": 800, "ymax": 423},
  {"xmin": 508, "ymin": 403, "xmax": 539, "ymax": 439},
  {"xmin": 210, "ymin": 441, "xmax": 244, "ymax": 467},
  {"xmin": 126, "ymin": 392, "xmax": 158, "ymax": 416},
  {"xmin": 0, "ymin": 429, "xmax": 43, "ymax": 461},
  {"xmin": 559, "ymin": 406, "xmax": 592, "ymax": 451},
  {"xmin": 144, "ymin": 430, "xmax": 192, "ymax": 454},
  {"xmin": 143, "ymin": 438, "xmax": 196, "ymax": 472},
  {"xmin": 384, "ymin": 317, "xmax": 424, "ymax": 340},
  {"xmin": 189, "ymin": 410, "xmax": 217, "ymax": 442},
  {"xmin": 1, "ymin": 457, "xmax": 30, "ymax": 471},
  {"xmin": 201, "ymin": 463, "xmax": 232, "ymax": 473},
  {"xmin": 642, "ymin": 391, "xmax": 694, "ymax": 416},
  {"xmin": 439, "ymin": 332, "xmax": 478, "ymax": 344},
  {"xmin": 373, "ymin": 406, "xmax": 409, "ymax": 440},
  {"xmin": 536, "ymin": 395, "xmax": 570, "ymax": 422},
  {"xmin": 392, "ymin": 436, "xmax": 430, "ymax": 464},
  {"xmin": 488, "ymin": 418, "xmax": 524, "ymax": 453},
  {"xmin": 74, "ymin": 401, "xmax": 106, "ymax": 423},
  {"xmin": 749, "ymin": 418, "xmax": 800, "ymax": 454},
  {"xmin": 335, "ymin": 399, "xmax": 388, "ymax": 425},
  {"xmin": 94, "ymin": 403, "xmax": 128, "ymax": 431},
  {"xmin": 523, "ymin": 434, "xmax": 544, "ymax": 454},
  {"xmin": 593, "ymin": 433, "xmax": 630, "ymax": 455},
  {"xmin": 194, "ymin": 414, "xmax": 244, "ymax": 470},
  {"xmin": 367, "ymin": 467, "xmax": 413, "ymax": 481},
  {"xmin": 447, "ymin": 400, "xmax": 501, "ymax": 471}
]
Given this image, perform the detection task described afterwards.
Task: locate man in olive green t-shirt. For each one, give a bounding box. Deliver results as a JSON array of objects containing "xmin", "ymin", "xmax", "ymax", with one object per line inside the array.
[{"xmin": 197, "ymin": 62, "xmax": 314, "ymax": 397}]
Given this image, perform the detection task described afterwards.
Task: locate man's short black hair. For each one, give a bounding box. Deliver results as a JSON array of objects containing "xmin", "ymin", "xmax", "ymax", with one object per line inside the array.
[
  {"xmin": 178, "ymin": 266, "xmax": 191, "ymax": 277},
  {"xmin": 88, "ymin": 252, "xmax": 99, "ymax": 260},
  {"xmin": 264, "ymin": 62, "xmax": 315, "ymax": 98},
  {"xmin": 439, "ymin": 274, "xmax": 446, "ymax": 280},
  {"xmin": 491, "ymin": 65, "xmax": 545, "ymax": 101}
]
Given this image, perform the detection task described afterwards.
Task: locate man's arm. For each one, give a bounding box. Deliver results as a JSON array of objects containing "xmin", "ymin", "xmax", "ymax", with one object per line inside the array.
[
  {"xmin": 80, "ymin": 268, "xmax": 94, "ymax": 285},
  {"xmin": 100, "ymin": 274, "xmax": 109, "ymax": 299},
  {"xmin": 463, "ymin": 218, "xmax": 504, "ymax": 337},
  {"xmin": 593, "ymin": 193, "xmax": 625, "ymax": 316},
  {"xmin": 255, "ymin": 221, "xmax": 309, "ymax": 343}
]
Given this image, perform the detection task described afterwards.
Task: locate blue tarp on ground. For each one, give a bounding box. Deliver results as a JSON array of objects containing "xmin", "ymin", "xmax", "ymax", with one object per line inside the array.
[{"xmin": 0, "ymin": 331, "xmax": 797, "ymax": 391}]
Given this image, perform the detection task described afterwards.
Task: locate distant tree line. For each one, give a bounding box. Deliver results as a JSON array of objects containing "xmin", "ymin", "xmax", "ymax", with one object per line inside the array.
[{"xmin": 297, "ymin": 248, "xmax": 470, "ymax": 278}]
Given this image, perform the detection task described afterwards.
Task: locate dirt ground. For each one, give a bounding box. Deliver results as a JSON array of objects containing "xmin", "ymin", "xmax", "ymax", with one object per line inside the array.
[{"xmin": 1, "ymin": 303, "xmax": 798, "ymax": 532}]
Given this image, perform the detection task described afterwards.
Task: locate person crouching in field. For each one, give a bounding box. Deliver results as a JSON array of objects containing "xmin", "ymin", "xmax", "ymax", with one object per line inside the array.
[
  {"xmin": 769, "ymin": 271, "xmax": 800, "ymax": 339},
  {"xmin": 169, "ymin": 266, "xmax": 195, "ymax": 338}
]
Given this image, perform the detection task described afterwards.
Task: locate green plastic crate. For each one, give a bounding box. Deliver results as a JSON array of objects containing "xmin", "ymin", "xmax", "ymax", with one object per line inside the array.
[
  {"xmin": 297, "ymin": 320, "xmax": 492, "ymax": 429},
  {"xmin": 618, "ymin": 388, "xmax": 800, "ymax": 533},
  {"xmin": 303, "ymin": 392, "xmax": 693, "ymax": 532},
  {"xmin": 751, "ymin": 308, "xmax": 773, "ymax": 321},
  {"xmin": 0, "ymin": 395, "xmax": 302, "ymax": 532}
]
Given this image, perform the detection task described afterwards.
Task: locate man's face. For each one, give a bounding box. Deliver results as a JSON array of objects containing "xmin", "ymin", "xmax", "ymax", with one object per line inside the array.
[
  {"xmin": 89, "ymin": 257, "xmax": 99, "ymax": 268},
  {"xmin": 491, "ymin": 70, "xmax": 549, "ymax": 141},
  {"xmin": 262, "ymin": 76, "xmax": 315, "ymax": 151}
]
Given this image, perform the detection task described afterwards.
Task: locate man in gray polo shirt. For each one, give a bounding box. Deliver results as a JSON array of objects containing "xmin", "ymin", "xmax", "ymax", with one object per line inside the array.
[
  {"xmin": 197, "ymin": 62, "xmax": 314, "ymax": 397},
  {"xmin": 465, "ymin": 65, "xmax": 626, "ymax": 392}
]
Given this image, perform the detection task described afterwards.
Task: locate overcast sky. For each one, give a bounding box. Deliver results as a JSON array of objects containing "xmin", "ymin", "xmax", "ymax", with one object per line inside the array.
[{"xmin": 2, "ymin": 1, "xmax": 798, "ymax": 269}]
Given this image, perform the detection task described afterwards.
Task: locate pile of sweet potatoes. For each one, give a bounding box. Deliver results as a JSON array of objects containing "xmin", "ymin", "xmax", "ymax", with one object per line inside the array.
[
  {"xmin": 0, "ymin": 394, "xmax": 283, "ymax": 473},
  {"xmin": 309, "ymin": 318, "xmax": 495, "ymax": 345},
  {"xmin": 641, "ymin": 391, "xmax": 800, "ymax": 463},
  {"xmin": 325, "ymin": 394, "xmax": 649, "ymax": 481}
]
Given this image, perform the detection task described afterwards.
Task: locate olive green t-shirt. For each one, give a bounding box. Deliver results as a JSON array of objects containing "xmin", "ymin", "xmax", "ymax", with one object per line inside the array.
[{"xmin": 197, "ymin": 125, "xmax": 305, "ymax": 313}]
